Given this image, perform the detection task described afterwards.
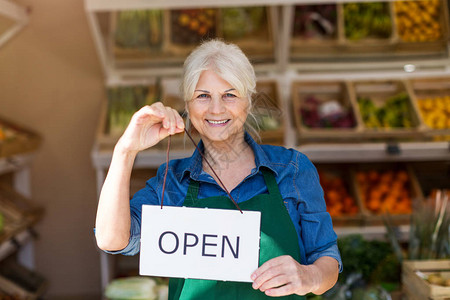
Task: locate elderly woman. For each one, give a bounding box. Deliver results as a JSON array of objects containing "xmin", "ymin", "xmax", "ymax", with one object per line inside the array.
[{"xmin": 95, "ymin": 40, "xmax": 341, "ymax": 299}]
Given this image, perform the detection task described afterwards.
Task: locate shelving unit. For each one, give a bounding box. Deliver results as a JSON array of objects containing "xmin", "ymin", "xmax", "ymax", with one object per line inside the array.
[
  {"xmin": 86, "ymin": 0, "xmax": 450, "ymax": 291},
  {"xmin": 0, "ymin": 153, "xmax": 42, "ymax": 269}
]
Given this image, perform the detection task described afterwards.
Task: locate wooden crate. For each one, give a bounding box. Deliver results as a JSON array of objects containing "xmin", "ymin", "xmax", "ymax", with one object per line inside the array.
[
  {"xmin": 0, "ymin": 184, "xmax": 44, "ymax": 244},
  {"xmin": 339, "ymin": 2, "xmax": 398, "ymax": 50},
  {"xmin": 290, "ymin": 4, "xmax": 340, "ymax": 57},
  {"xmin": 351, "ymin": 80, "xmax": 425, "ymax": 140},
  {"xmin": 393, "ymin": 0, "xmax": 450, "ymax": 54},
  {"xmin": 96, "ymin": 83, "xmax": 161, "ymax": 151},
  {"xmin": 112, "ymin": 9, "xmax": 169, "ymax": 65},
  {"xmin": 291, "ymin": 81, "xmax": 362, "ymax": 141},
  {"xmin": 0, "ymin": 118, "xmax": 41, "ymax": 159},
  {"xmin": 409, "ymin": 77, "xmax": 450, "ymax": 138},
  {"xmin": 402, "ymin": 260, "xmax": 450, "ymax": 300},
  {"xmin": 0, "ymin": 259, "xmax": 47, "ymax": 300},
  {"xmin": 253, "ymin": 80, "xmax": 284, "ymax": 145},
  {"xmin": 317, "ymin": 165, "xmax": 364, "ymax": 227},
  {"xmin": 217, "ymin": 7, "xmax": 275, "ymax": 62},
  {"xmin": 351, "ymin": 163, "xmax": 423, "ymax": 226}
]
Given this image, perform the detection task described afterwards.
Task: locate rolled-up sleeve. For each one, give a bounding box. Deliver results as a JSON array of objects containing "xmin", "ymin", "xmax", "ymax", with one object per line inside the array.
[{"xmin": 295, "ymin": 153, "xmax": 343, "ymax": 272}]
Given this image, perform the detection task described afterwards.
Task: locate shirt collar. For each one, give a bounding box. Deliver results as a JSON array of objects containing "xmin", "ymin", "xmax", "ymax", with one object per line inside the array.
[{"xmin": 178, "ymin": 132, "xmax": 278, "ymax": 182}]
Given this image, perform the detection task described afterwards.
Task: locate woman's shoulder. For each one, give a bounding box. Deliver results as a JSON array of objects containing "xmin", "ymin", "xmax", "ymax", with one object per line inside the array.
[{"xmin": 258, "ymin": 143, "xmax": 312, "ymax": 168}]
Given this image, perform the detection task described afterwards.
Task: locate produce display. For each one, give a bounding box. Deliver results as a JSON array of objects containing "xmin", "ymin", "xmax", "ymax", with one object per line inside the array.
[
  {"xmin": 292, "ymin": 5, "xmax": 337, "ymax": 40},
  {"xmin": 252, "ymin": 83, "xmax": 282, "ymax": 131},
  {"xmin": 394, "ymin": 0, "xmax": 443, "ymax": 42},
  {"xmin": 356, "ymin": 169, "xmax": 412, "ymax": 215},
  {"xmin": 0, "ymin": 122, "xmax": 21, "ymax": 143},
  {"xmin": 357, "ymin": 92, "xmax": 414, "ymax": 128},
  {"xmin": 343, "ymin": 2, "xmax": 392, "ymax": 41},
  {"xmin": 107, "ymin": 85, "xmax": 158, "ymax": 136},
  {"xmin": 318, "ymin": 171, "xmax": 358, "ymax": 217},
  {"xmin": 115, "ymin": 10, "xmax": 163, "ymax": 50},
  {"xmin": 425, "ymin": 272, "xmax": 450, "ymax": 286},
  {"xmin": 221, "ymin": 7, "xmax": 266, "ymax": 40},
  {"xmin": 105, "ymin": 276, "xmax": 168, "ymax": 300},
  {"xmin": 417, "ymin": 95, "xmax": 450, "ymax": 129},
  {"xmin": 300, "ymin": 96, "xmax": 356, "ymax": 129},
  {"xmin": 171, "ymin": 9, "xmax": 217, "ymax": 45}
]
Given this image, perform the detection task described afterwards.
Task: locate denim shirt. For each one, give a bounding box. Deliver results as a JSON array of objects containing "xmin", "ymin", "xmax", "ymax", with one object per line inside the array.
[{"xmin": 105, "ymin": 133, "xmax": 342, "ymax": 271}]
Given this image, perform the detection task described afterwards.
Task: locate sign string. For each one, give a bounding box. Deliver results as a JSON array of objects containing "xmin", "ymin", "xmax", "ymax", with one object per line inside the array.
[{"xmin": 160, "ymin": 129, "xmax": 243, "ymax": 214}]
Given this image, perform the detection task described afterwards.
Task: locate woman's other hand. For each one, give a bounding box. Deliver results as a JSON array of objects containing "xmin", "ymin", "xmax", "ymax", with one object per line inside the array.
[
  {"xmin": 117, "ymin": 102, "xmax": 185, "ymax": 154},
  {"xmin": 251, "ymin": 255, "xmax": 338, "ymax": 297}
]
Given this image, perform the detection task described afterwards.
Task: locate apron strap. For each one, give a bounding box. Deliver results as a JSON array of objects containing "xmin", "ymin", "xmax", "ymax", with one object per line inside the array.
[
  {"xmin": 185, "ymin": 178, "xmax": 200, "ymax": 203},
  {"xmin": 261, "ymin": 169, "xmax": 282, "ymax": 199}
]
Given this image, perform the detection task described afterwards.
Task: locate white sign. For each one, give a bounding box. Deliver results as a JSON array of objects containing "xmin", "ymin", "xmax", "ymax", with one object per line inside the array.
[{"xmin": 139, "ymin": 205, "xmax": 261, "ymax": 282}]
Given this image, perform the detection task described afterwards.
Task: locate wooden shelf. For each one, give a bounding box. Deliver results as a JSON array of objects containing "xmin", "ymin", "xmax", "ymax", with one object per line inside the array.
[
  {"xmin": 0, "ymin": 153, "xmax": 37, "ymax": 177},
  {"xmin": 0, "ymin": 230, "xmax": 31, "ymax": 262}
]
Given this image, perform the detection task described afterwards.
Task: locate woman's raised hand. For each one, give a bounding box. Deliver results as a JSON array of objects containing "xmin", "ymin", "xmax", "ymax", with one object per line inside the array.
[{"xmin": 116, "ymin": 102, "xmax": 185, "ymax": 154}]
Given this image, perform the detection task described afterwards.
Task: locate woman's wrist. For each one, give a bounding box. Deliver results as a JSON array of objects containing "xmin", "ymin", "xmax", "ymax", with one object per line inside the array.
[
  {"xmin": 114, "ymin": 138, "xmax": 140, "ymax": 158},
  {"xmin": 305, "ymin": 264, "xmax": 323, "ymax": 295}
]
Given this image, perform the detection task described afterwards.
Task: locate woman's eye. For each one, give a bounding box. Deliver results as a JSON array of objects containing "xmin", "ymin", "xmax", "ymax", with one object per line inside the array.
[
  {"xmin": 196, "ymin": 94, "xmax": 210, "ymax": 99},
  {"xmin": 223, "ymin": 93, "xmax": 237, "ymax": 99}
]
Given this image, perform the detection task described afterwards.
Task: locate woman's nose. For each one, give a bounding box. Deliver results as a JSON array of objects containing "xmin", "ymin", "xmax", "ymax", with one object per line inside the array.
[{"xmin": 208, "ymin": 95, "xmax": 226, "ymax": 114}]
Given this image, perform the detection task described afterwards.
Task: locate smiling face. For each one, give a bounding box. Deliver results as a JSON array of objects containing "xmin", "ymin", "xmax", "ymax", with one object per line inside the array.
[{"xmin": 187, "ymin": 69, "xmax": 249, "ymax": 144}]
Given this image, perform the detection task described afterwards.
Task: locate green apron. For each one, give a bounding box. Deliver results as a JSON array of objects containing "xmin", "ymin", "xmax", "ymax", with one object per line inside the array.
[{"xmin": 168, "ymin": 169, "xmax": 306, "ymax": 300}]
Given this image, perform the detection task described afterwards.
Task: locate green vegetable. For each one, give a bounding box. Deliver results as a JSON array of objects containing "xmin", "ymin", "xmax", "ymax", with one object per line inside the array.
[
  {"xmin": 357, "ymin": 92, "xmax": 413, "ymax": 129},
  {"xmin": 107, "ymin": 85, "xmax": 158, "ymax": 136},
  {"xmin": 115, "ymin": 10, "xmax": 162, "ymax": 49},
  {"xmin": 337, "ymin": 235, "xmax": 401, "ymax": 285},
  {"xmin": 222, "ymin": 7, "xmax": 265, "ymax": 39},
  {"xmin": 105, "ymin": 276, "xmax": 157, "ymax": 300},
  {"xmin": 344, "ymin": 2, "xmax": 392, "ymax": 40}
]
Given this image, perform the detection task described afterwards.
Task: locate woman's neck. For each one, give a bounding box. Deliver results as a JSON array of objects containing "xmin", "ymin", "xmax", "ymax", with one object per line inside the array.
[{"xmin": 201, "ymin": 132, "xmax": 253, "ymax": 172}]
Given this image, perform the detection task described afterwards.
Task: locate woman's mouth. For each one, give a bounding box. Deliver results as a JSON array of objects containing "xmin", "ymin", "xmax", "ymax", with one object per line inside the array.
[{"xmin": 206, "ymin": 119, "xmax": 230, "ymax": 126}]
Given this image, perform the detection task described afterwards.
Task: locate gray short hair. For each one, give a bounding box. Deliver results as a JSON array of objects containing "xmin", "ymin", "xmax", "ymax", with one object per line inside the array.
[{"xmin": 182, "ymin": 39, "xmax": 260, "ymax": 140}]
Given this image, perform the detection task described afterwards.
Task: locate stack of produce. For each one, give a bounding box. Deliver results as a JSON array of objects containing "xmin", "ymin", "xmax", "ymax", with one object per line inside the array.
[
  {"xmin": 0, "ymin": 122, "xmax": 21, "ymax": 143},
  {"xmin": 343, "ymin": 2, "xmax": 392, "ymax": 41},
  {"xmin": 251, "ymin": 83, "xmax": 281, "ymax": 131},
  {"xmin": 300, "ymin": 95, "xmax": 356, "ymax": 129},
  {"xmin": 221, "ymin": 7, "xmax": 266, "ymax": 40},
  {"xmin": 115, "ymin": 10, "xmax": 163, "ymax": 50},
  {"xmin": 318, "ymin": 171, "xmax": 358, "ymax": 217},
  {"xmin": 416, "ymin": 95, "xmax": 450, "ymax": 129},
  {"xmin": 394, "ymin": 0, "xmax": 443, "ymax": 42},
  {"xmin": 292, "ymin": 5, "xmax": 337, "ymax": 40},
  {"xmin": 171, "ymin": 9, "xmax": 216, "ymax": 45},
  {"xmin": 107, "ymin": 86, "xmax": 158, "ymax": 136},
  {"xmin": 357, "ymin": 92, "xmax": 414, "ymax": 129},
  {"xmin": 105, "ymin": 276, "xmax": 168, "ymax": 300},
  {"xmin": 356, "ymin": 169, "xmax": 412, "ymax": 215},
  {"xmin": 425, "ymin": 273, "xmax": 450, "ymax": 286}
]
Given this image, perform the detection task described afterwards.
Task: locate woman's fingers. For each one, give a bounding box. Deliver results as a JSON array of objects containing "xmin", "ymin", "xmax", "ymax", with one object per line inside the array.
[
  {"xmin": 264, "ymin": 283, "xmax": 297, "ymax": 297},
  {"xmin": 252, "ymin": 256, "xmax": 289, "ymax": 288},
  {"xmin": 132, "ymin": 103, "xmax": 184, "ymax": 134},
  {"xmin": 251, "ymin": 255, "xmax": 317, "ymax": 297}
]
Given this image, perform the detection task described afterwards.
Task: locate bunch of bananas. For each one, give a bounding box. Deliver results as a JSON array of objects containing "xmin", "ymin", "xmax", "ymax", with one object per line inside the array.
[{"xmin": 394, "ymin": 0, "xmax": 442, "ymax": 42}]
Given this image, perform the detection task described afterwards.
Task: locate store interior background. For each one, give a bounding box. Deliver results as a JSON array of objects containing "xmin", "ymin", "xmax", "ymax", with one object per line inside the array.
[
  {"xmin": 1, "ymin": 0, "xmax": 104, "ymax": 298},
  {"xmin": 1, "ymin": 0, "xmax": 450, "ymax": 299}
]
